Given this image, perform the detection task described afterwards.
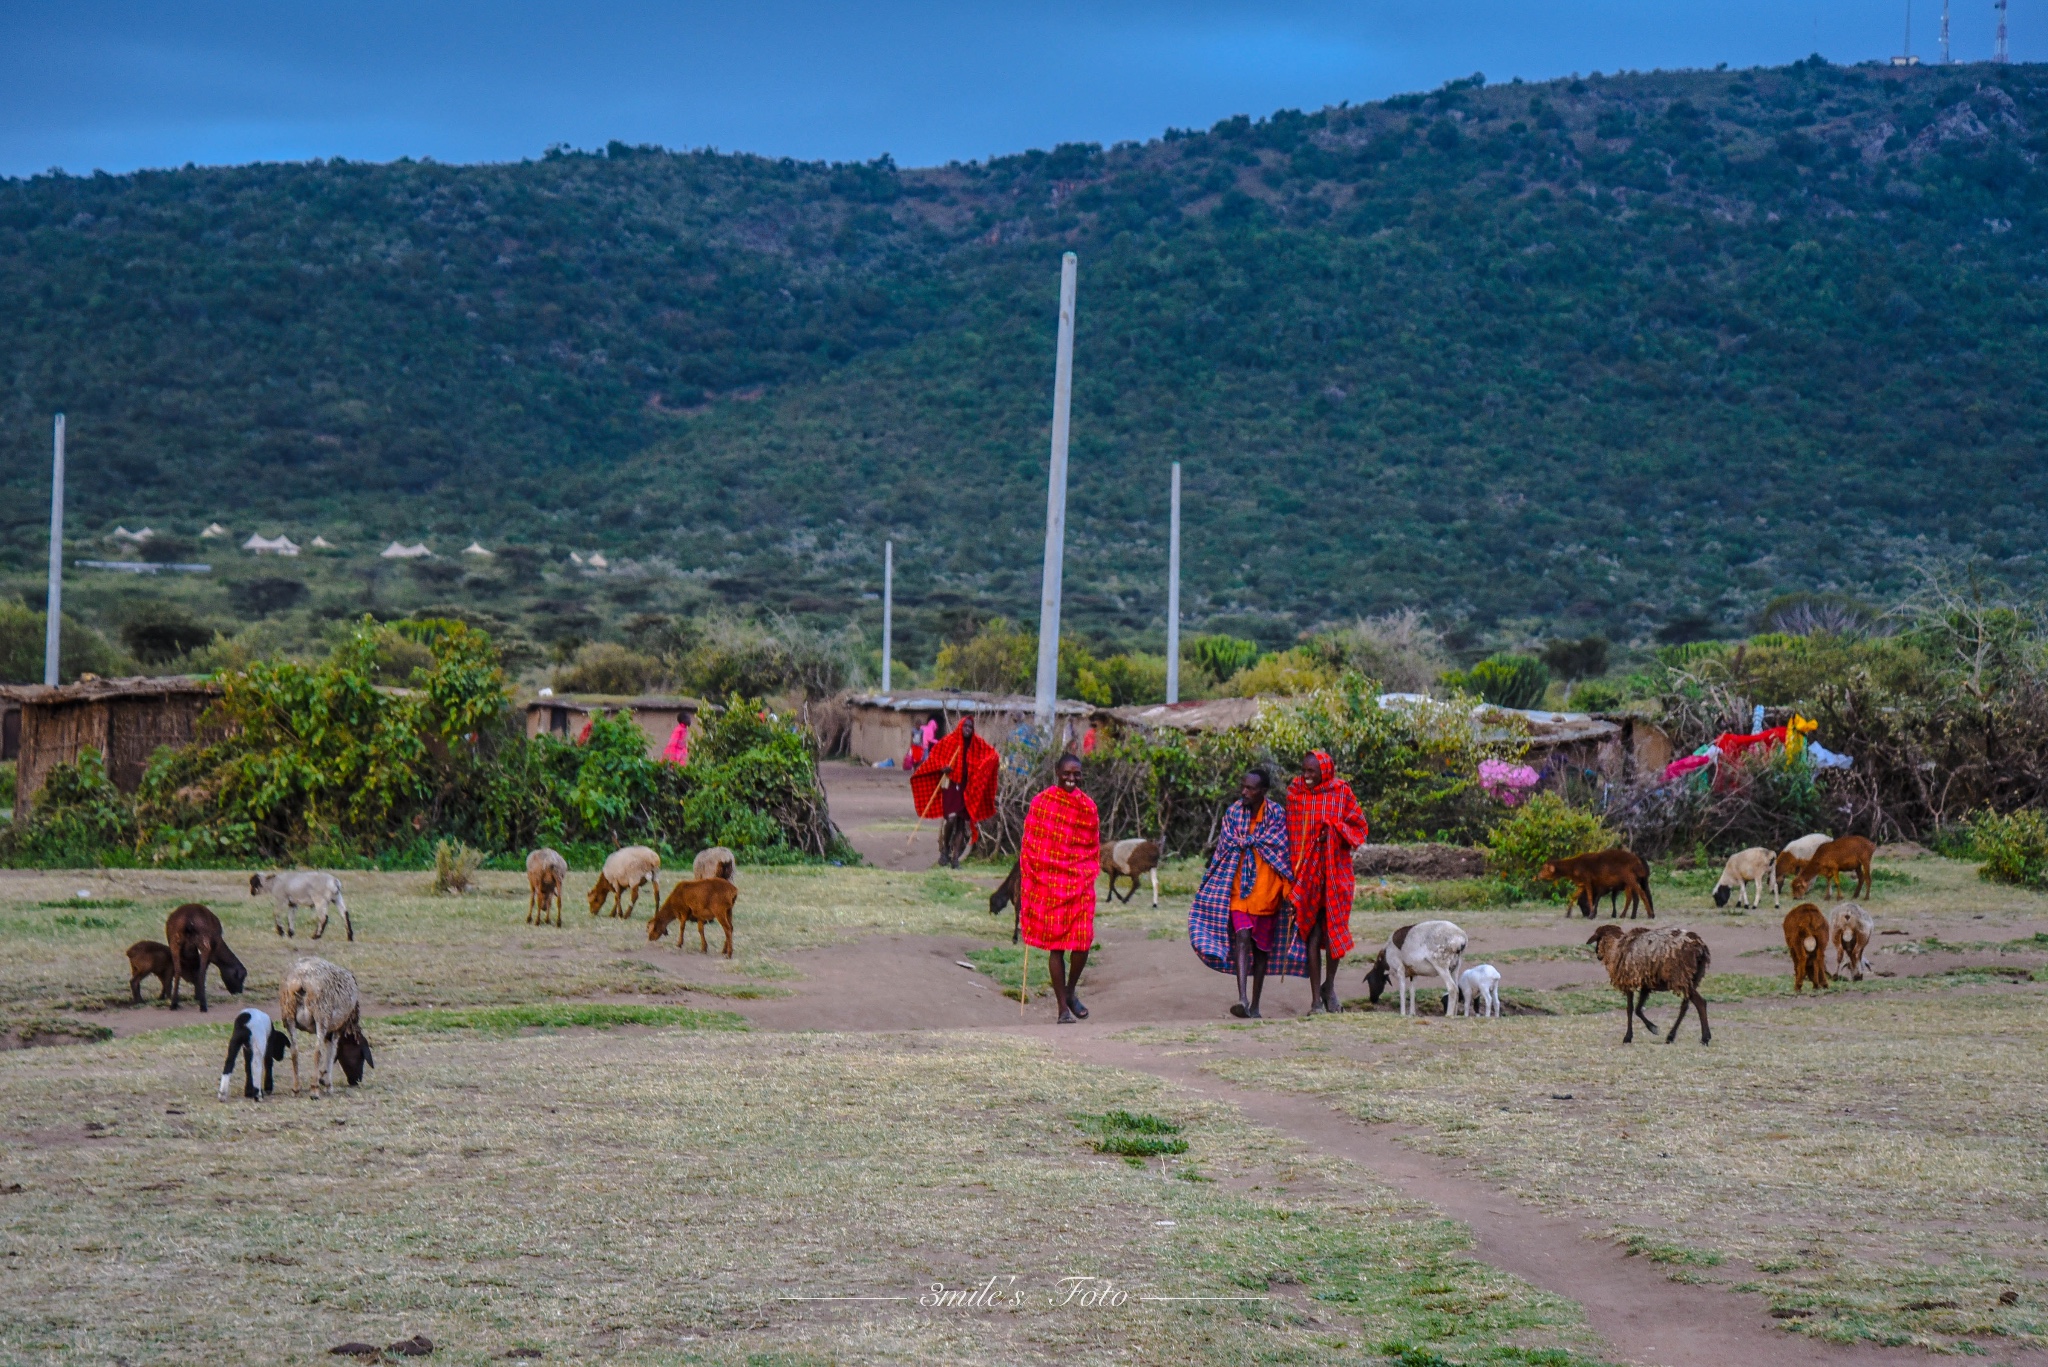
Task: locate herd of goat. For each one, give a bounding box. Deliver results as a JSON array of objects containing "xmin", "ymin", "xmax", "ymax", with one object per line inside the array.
[{"xmin": 117, "ymin": 829, "xmax": 1888, "ymax": 1102}]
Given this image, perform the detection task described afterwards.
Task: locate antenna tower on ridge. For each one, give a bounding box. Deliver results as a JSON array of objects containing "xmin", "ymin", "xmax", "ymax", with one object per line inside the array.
[
  {"xmin": 1996, "ymin": 0, "xmax": 2010, "ymax": 61},
  {"xmin": 1941, "ymin": 0, "xmax": 1952, "ymax": 60}
]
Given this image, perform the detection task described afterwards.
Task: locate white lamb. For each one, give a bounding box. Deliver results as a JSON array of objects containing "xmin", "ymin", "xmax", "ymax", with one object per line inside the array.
[
  {"xmin": 251, "ymin": 871, "xmax": 352, "ymax": 941},
  {"xmin": 1712, "ymin": 847, "xmax": 1779, "ymax": 909},
  {"xmin": 1456, "ymin": 963, "xmax": 1502, "ymax": 1018},
  {"xmin": 1364, "ymin": 919, "xmax": 1468, "ymax": 1017}
]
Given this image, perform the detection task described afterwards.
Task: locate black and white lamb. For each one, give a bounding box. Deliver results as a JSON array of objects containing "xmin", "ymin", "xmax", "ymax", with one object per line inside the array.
[{"xmin": 218, "ymin": 1007, "xmax": 289, "ymax": 1101}]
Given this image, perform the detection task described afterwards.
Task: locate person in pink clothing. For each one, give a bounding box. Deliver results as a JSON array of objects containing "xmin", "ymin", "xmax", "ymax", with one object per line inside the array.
[{"xmin": 662, "ymin": 719, "xmax": 690, "ymax": 765}]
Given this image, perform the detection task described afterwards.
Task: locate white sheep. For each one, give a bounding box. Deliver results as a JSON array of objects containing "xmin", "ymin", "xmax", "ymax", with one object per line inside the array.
[
  {"xmin": 251, "ymin": 871, "xmax": 353, "ymax": 941},
  {"xmin": 1364, "ymin": 920, "xmax": 1468, "ymax": 1017},
  {"xmin": 587, "ymin": 845, "xmax": 661, "ymax": 918},
  {"xmin": 1712, "ymin": 847, "xmax": 1779, "ymax": 910},
  {"xmin": 1831, "ymin": 902, "xmax": 1876, "ymax": 981},
  {"xmin": 692, "ymin": 846, "xmax": 736, "ymax": 882},
  {"xmin": 277, "ymin": 957, "xmax": 372, "ymax": 1097},
  {"xmin": 1456, "ymin": 963, "xmax": 1502, "ymax": 1018},
  {"xmin": 1100, "ymin": 838, "xmax": 1161, "ymax": 906}
]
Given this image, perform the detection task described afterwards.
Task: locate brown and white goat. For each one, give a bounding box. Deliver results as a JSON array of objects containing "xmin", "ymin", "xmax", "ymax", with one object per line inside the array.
[
  {"xmin": 526, "ymin": 847, "xmax": 568, "ymax": 926},
  {"xmin": 1101, "ymin": 838, "xmax": 1162, "ymax": 906},
  {"xmin": 1783, "ymin": 902, "xmax": 1831, "ymax": 992}
]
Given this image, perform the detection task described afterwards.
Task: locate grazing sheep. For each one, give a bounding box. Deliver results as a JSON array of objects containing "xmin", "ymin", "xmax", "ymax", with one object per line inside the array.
[
  {"xmin": 647, "ymin": 878, "xmax": 739, "ymax": 957},
  {"xmin": 1363, "ymin": 920, "xmax": 1468, "ymax": 1017},
  {"xmin": 1101, "ymin": 838, "xmax": 1162, "ymax": 906},
  {"xmin": 1457, "ymin": 963, "xmax": 1502, "ymax": 1019},
  {"xmin": 587, "ymin": 845, "xmax": 661, "ymax": 918},
  {"xmin": 1539, "ymin": 849, "xmax": 1655, "ymax": 920},
  {"xmin": 1586, "ymin": 924, "xmax": 1712, "ymax": 1045},
  {"xmin": 1791, "ymin": 837, "xmax": 1877, "ymax": 901},
  {"xmin": 126, "ymin": 940, "xmax": 173, "ymax": 1003},
  {"xmin": 1712, "ymin": 847, "xmax": 1779, "ymax": 910},
  {"xmin": 164, "ymin": 904, "xmax": 248, "ymax": 1013},
  {"xmin": 250, "ymin": 871, "xmax": 353, "ymax": 941},
  {"xmin": 278, "ymin": 957, "xmax": 373, "ymax": 1097},
  {"xmin": 526, "ymin": 847, "xmax": 568, "ymax": 927},
  {"xmin": 692, "ymin": 846, "xmax": 737, "ymax": 882},
  {"xmin": 1831, "ymin": 902, "xmax": 1876, "ymax": 982},
  {"xmin": 1783, "ymin": 902, "xmax": 1831, "ymax": 992},
  {"xmin": 217, "ymin": 1007, "xmax": 287, "ymax": 1101}
]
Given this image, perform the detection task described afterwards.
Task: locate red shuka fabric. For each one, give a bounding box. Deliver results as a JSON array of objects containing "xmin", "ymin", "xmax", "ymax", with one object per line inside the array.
[
  {"xmin": 910, "ymin": 721, "xmax": 1001, "ymax": 838},
  {"xmin": 1286, "ymin": 750, "xmax": 1370, "ymax": 960},
  {"xmin": 1019, "ymin": 785, "xmax": 1099, "ymax": 952}
]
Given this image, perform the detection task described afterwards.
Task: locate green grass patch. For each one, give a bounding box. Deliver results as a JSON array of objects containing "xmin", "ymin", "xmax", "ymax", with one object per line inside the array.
[
  {"xmin": 1621, "ymin": 1233, "xmax": 1725, "ymax": 1267},
  {"xmin": 382, "ymin": 1003, "xmax": 746, "ymax": 1034},
  {"xmin": 1076, "ymin": 1108, "xmax": 1189, "ymax": 1159},
  {"xmin": 51, "ymin": 914, "xmax": 125, "ymax": 930},
  {"xmin": 1358, "ymin": 878, "xmax": 1530, "ymax": 911},
  {"xmin": 34, "ymin": 897, "xmax": 138, "ymax": 910},
  {"xmin": 965, "ymin": 943, "xmax": 1076, "ymax": 1000}
]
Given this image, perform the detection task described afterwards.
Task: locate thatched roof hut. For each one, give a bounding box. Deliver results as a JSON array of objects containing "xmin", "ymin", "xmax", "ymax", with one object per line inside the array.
[{"xmin": 0, "ymin": 675, "xmax": 222, "ymax": 819}]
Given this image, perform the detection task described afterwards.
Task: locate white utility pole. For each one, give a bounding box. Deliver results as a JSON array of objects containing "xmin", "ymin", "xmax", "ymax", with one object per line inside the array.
[
  {"xmin": 881, "ymin": 540, "xmax": 894, "ymax": 694},
  {"xmin": 1165, "ymin": 462, "xmax": 1182, "ymax": 704},
  {"xmin": 44, "ymin": 414, "xmax": 66, "ymax": 686},
  {"xmin": 1033, "ymin": 251, "xmax": 1078, "ymax": 736}
]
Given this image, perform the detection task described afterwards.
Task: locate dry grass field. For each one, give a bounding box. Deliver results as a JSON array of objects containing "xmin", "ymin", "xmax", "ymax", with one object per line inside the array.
[{"xmin": 2, "ymin": 853, "xmax": 2045, "ymax": 1362}]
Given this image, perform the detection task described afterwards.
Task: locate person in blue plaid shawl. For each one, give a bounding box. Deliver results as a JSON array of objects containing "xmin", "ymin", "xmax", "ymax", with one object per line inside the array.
[{"xmin": 1189, "ymin": 769, "xmax": 1301, "ymax": 1017}]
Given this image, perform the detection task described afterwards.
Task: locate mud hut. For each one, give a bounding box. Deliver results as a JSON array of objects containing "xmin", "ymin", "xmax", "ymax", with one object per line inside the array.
[
  {"xmin": 0, "ymin": 676, "xmax": 222, "ymax": 819},
  {"xmin": 523, "ymin": 694, "xmax": 706, "ymax": 756},
  {"xmin": 841, "ymin": 691, "xmax": 1096, "ymax": 764}
]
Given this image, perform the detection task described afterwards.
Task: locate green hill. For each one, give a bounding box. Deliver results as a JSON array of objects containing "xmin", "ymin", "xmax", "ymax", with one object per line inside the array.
[{"xmin": 5, "ymin": 58, "xmax": 2048, "ymax": 664}]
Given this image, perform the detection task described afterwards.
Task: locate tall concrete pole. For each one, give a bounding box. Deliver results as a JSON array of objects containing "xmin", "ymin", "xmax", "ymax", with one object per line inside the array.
[
  {"xmin": 881, "ymin": 540, "xmax": 893, "ymax": 695},
  {"xmin": 1033, "ymin": 251, "xmax": 1078, "ymax": 736},
  {"xmin": 1165, "ymin": 462, "xmax": 1182, "ymax": 705},
  {"xmin": 44, "ymin": 414, "xmax": 66, "ymax": 686}
]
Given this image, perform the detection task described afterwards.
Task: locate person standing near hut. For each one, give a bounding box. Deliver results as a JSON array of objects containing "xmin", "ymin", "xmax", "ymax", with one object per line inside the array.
[
  {"xmin": 1288, "ymin": 750, "xmax": 1370, "ymax": 1015},
  {"xmin": 1019, "ymin": 753, "xmax": 1099, "ymax": 1024},
  {"xmin": 910, "ymin": 715, "xmax": 1000, "ymax": 869},
  {"xmin": 1189, "ymin": 769, "xmax": 1298, "ymax": 1018}
]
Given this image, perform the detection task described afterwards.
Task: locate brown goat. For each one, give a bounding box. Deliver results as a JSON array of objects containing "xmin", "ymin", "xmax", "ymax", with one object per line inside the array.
[
  {"xmin": 1539, "ymin": 849, "xmax": 1655, "ymax": 920},
  {"xmin": 1791, "ymin": 837, "xmax": 1876, "ymax": 901},
  {"xmin": 648, "ymin": 877, "xmax": 738, "ymax": 957},
  {"xmin": 164, "ymin": 903, "xmax": 248, "ymax": 1012},
  {"xmin": 526, "ymin": 847, "xmax": 567, "ymax": 927},
  {"xmin": 126, "ymin": 940, "xmax": 173, "ymax": 1003},
  {"xmin": 1783, "ymin": 902, "xmax": 1831, "ymax": 992}
]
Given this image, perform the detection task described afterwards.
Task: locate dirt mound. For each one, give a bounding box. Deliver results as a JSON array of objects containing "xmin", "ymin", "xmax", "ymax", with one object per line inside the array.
[{"xmin": 1352, "ymin": 844, "xmax": 1488, "ymax": 879}]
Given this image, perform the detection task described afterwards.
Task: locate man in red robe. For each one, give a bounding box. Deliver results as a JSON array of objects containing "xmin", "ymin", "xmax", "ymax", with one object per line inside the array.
[
  {"xmin": 1287, "ymin": 749, "xmax": 1370, "ymax": 1015},
  {"xmin": 1020, "ymin": 753, "xmax": 1099, "ymax": 1024},
  {"xmin": 910, "ymin": 716, "xmax": 1000, "ymax": 868}
]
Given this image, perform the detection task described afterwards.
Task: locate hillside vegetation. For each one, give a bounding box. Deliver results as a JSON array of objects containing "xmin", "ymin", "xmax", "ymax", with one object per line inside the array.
[{"xmin": 5, "ymin": 59, "xmax": 2048, "ymax": 663}]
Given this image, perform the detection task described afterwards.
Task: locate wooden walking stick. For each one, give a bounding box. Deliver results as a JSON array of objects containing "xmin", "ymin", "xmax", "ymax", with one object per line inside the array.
[{"xmin": 1019, "ymin": 943, "xmax": 1029, "ymax": 1019}]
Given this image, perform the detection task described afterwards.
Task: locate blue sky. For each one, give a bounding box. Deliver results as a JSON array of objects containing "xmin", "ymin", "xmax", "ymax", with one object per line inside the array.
[{"xmin": 2, "ymin": 0, "xmax": 2032, "ymax": 178}]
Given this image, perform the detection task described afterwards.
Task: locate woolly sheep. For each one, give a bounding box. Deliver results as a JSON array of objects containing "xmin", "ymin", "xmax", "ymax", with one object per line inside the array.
[
  {"xmin": 1586, "ymin": 924, "xmax": 1712, "ymax": 1045},
  {"xmin": 526, "ymin": 847, "xmax": 568, "ymax": 927},
  {"xmin": 588, "ymin": 845, "xmax": 661, "ymax": 918},
  {"xmin": 278, "ymin": 957, "xmax": 374, "ymax": 1097},
  {"xmin": 692, "ymin": 846, "xmax": 737, "ymax": 882}
]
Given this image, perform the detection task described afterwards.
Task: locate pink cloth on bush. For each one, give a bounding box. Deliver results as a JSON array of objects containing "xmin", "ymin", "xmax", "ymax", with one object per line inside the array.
[{"xmin": 1478, "ymin": 759, "xmax": 1541, "ymax": 806}]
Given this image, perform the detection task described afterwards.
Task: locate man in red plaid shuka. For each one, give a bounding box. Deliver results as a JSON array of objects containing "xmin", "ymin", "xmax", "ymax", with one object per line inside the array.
[
  {"xmin": 911, "ymin": 716, "xmax": 1000, "ymax": 868},
  {"xmin": 1020, "ymin": 754, "xmax": 1099, "ymax": 1024},
  {"xmin": 1287, "ymin": 749, "xmax": 1370, "ymax": 1015}
]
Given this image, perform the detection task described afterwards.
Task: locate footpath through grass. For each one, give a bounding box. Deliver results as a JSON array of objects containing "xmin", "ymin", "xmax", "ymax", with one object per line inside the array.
[{"xmin": 0, "ymin": 1024, "xmax": 1614, "ymax": 1367}]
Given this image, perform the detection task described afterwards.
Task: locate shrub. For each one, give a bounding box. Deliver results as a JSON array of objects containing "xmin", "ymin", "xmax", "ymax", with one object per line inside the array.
[
  {"xmin": 432, "ymin": 838, "xmax": 483, "ymax": 894},
  {"xmin": 0, "ymin": 749, "xmax": 140, "ymax": 866},
  {"xmin": 0, "ymin": 601, "xmax": 130, "ymax": 684},
  {"xmin": 1565, "ymin": 678, "xmax": 1626, "ymax": 712},
  {"xmin": 1485, "ymin": 792, "xmax": 1614, "ymax": 894},
  {"xmin": 1302, "ymin": 610, "xmax": 1451, "ymax": 694},
  {"xmin": 555, "ymin": 642, "xmax": 665, "ymax": 694},
  {"xmin": 668, "ymin": 614, "xmax": 865, "ymax": 700},
  {"xmin": 119, "ymin": 601, "xmax": 215, "ymax": 665},
  {"xmin": 1183, "ymin": 633, "xmax": 1261, "ymax": 686},
  {"xmin": 1093, "ymin": 653, "xmax": 1169, "ymax": 706},
  {"xmin": 1541, "ymin": 635, "xmax": 1610, "ymax": 680},
  {"xmin": 1968, "ymin": 808, "xmax": 2048, "ymax": 886},
  {"xmin": 933, "ymin": 618, "xmax": 1035, "ymax": 694},
  {"xmin": 1444, "ymin": 653, "xmax": 1551, "ymax": 709},
  {"xmin": 1223, "ymin": 648, "xmax": 1335, "ymax": 697}
]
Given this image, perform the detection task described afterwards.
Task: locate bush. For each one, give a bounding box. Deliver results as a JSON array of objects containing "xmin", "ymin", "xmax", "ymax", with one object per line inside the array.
[
  {"xmin": 1183, "ymin": 634, "xmax": 1261, "ymax": 687},
  {"xmin": 0, "ymin": 601, "xmax": 130, "ymax": 684},
  {"xmin": 119, "ymin": 601, "xmax": 216, "ymax": 665},
  {"xmin": 933, "ymin": 618, "xmax": 1035, "ymax": 693},
  {"xmin": 1302, "ymin": 611, "xmax": 1451, "ymax": 694},
  {"xmin": 1444, "ymin": 653, "xmax": 1552, "ymax": 709},
  {"xmin": 668, "ymin": 614, "xmax": 865, "ymax": 700},
  {"xmin": 1223, "ymin": 648, "xmax": 1335, "ymax": 697},
  {"xmin": 1968, "ymin": 808, "xmax": 2048, "ymax": 886},
  {"xmin": 555, "ymin": 642, "xmax": 666, "ymax": 694},
  {"xmin": 432, "ymin": 838, "xmax": 483, "ymax": 894},
  {"xmin": 1485, "ymin": 792, "xmax": 1614, "ymax": 895},
  {"xmin": 1565, "ymin": 678, "xmax": 1626, "ymax": 712},
  {"xmin": 0, "ymin": 749, "xmax": 140, "ymax": 866},
  {"xmin": 1092, "ymin": 653, "xmax": 1169, "ymax": 706}
]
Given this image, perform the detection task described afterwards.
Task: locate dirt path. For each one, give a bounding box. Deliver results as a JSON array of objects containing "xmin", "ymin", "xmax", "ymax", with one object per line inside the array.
[
  {"xmin": 717, "ymin": 932, "xmax": 2048, "ymax": 1367},
  {"xmin": 819, "ymin": 761, "xmax": 939, "ymax": 870}
]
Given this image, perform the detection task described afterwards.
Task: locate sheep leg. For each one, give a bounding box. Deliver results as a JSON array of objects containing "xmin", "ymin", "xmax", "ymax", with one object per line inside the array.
[
  {"xmin": 1688, "ymin": 989, "xmax": 1711, "ymax": 1045},
  {"xmin": 1665, "ymin": 992, "xmax": 1694, "ymax": 1044},
  {"xmin": 1149, "ymin": 868, "xmax": 1159, "ymax": 908},
  {"xmin": 1632, "ymin": 988, "xmax": 1659, "ymax": 1034},
  {"xmin": 1619, "ymin": 991, "xmax": 1636, "ymax": 1043},
  {"xmin": 1438, "ymin": 964, "xmax": 1459, "ymax": 1017}
]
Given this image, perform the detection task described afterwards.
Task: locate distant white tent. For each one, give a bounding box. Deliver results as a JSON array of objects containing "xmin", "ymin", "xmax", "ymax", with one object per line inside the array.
[
  {"xmin": 380, "ymin": 541, "xmax": 433, "ymax": 559},
  {"xmin": 201, "ymin": 523, "xmax": 230, "ymax": 538},
  {"xmin": 462, "ymin": 541, "xmax": 492, "ymax": 557},
  {"xmin": 310, "ymin": 536, "xmax": 338, "ymax": 549},
  {"xmin": 243, "ymin": 533, "xmax": 300, "ymax": 556},
  {"xmin": 586, "ymin": 552, "xmax": 609, "ymax": 569},
  {"xmin": 110, "ymin": 526, "xmax": 155, "ymax": 543},
  {"xmin": 568, "ymin": 551, "xmax": 586, "ymax": 566}
]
